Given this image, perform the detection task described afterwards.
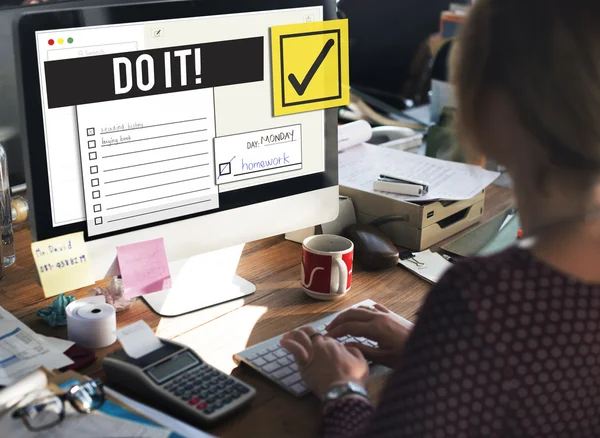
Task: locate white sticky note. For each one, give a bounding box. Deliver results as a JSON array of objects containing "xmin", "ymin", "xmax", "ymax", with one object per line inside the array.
[{"xmin": 116, "ymin": 320, "xmax": 163, "ymax": 359}]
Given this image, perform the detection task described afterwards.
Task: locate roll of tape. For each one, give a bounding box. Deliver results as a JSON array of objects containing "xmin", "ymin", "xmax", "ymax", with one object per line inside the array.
[
  {"xmin": 11, "ymin": 196, "xmax": 29, "ymax": 224},
  {"xmin": 66, "ymin": 296, "xmax": 117, "ymax": 349}
]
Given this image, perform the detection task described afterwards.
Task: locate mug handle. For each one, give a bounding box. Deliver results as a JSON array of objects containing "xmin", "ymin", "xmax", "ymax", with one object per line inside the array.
[{"xmin": 332, "ymin": 258, "xmax": 348, "ymax": 295}]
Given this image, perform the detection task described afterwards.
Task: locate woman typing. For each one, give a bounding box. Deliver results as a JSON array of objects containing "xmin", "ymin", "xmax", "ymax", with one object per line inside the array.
[{"xmin": 282, "ymin": 1, "xmax": 600, "ymax": 436}]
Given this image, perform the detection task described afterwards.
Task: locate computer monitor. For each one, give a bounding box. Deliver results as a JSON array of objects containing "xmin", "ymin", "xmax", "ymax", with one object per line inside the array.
[
  {"xmin": 15, "ymin": 0, "xmax": 339, "ymax": 316},
  {"xmin": 1, "ymin": 0, "xmax": 152, "ymax": 189},
  {"xmin": 337, "ymin": 0, "xmax": 469, "ymax": 107}
]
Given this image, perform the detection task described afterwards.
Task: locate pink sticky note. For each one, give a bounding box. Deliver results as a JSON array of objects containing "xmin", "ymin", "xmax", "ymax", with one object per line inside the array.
[{"xmin": 116, "ymin": 238, "xmax": 172, "ymax": 298}]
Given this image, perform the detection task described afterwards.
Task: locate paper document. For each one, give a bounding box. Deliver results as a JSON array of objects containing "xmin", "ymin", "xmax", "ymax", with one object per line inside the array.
[
  {"xmin": 0, "ymin": 307, "xmax": 73, "ymax": 386},
  {"xmin": 337, "ymin": 120, "xmax": 372, "ymax": 151},
  {"xmin": 0, "ymin": 388, "xmax": 170, "ymax": 438},
  {"xmin": 39, "ymin": 335, "xmax": 75, "ymax": 353},
  {"xmin": 117, "ymin": 238, "xmax": 172, "ymax": 298},
  {"xmin": 116, "ymin": 320, "xmax": 163, "ymax": 359},
  {"xmin": 107, "ymin": 388, "xmax": 216, "ymax": 438},
  {"xmin": 76, "ymin": 90, "xmax": 219, "ymax": 236},
  {"xmin": 339, "ymin": 143, "xmax": 499, "ymax": 202},
  {"xmin": 0, "ymin": 370, "xmax": 48, "ymax": 412},
  {"xmin": 398, "ymin": 250, "xmax": 453, "ymax": 284}
]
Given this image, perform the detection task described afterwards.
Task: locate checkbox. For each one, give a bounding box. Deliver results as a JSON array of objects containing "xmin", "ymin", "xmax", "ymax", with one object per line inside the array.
[
  {"xmin": 92, "ymin": 190, "xmax": 100, "ymax": 199},
  {"xmin": 277, "ymin": 29, "xmax": 343, "ymax": 112},
  {"xmin": 91, "ymin": 178, "xmax": 99, "ymax": 187},
  {"xmin": 87, "ymin": 128, "xmax": 95, "ymax": 136},
  {"xmin": 94, "ymin": 217, "xmax": 103, "ymax": 225},
  {"xmin": 88, "ymin": 140, "xmax": 96, "ymax": 149},
  {"xmin": 219, "ymin": 162, "xmax": 231, "ymax": 176},
  {"xmin": 93, "ymin": 204, "xmax": 102, "ymax": 213},
  {"xmin": 90, "ymin": 166, "xmax": 98, "ymax": 174},
  {"xmin": 89, "ymin": 152, "xmax": 97, "ymax": 160}
]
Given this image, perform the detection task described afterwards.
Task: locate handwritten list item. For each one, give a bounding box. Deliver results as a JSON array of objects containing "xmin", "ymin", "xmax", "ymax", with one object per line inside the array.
[
  {"xmin": 117, "ymin": 238, "xmax": 172, "ymax": 298},
  {"xmin": 31, "ymin": 232, "xmax": 95, "ymax": 297},
  {"xmin": 76, "ymin": 89, "xmax": 219, "ymax": 237},
  {"xmin": 213, "ymin": 124, "xmax": 303, "ymax": 185}
]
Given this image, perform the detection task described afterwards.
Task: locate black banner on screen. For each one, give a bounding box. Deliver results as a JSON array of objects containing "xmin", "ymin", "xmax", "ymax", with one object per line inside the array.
[{"xmin": 44, "ymin": 37, "xmax": 264, "ymax": 109}]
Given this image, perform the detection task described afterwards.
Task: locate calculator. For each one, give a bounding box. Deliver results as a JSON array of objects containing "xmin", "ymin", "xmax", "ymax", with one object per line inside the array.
[{"xmin": 103, "ymin": 338, "xmax": 256, "ymax": 426}]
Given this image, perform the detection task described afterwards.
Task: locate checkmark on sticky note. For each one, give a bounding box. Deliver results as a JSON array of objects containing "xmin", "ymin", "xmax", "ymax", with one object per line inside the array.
[
  {"xmin": 270, "ymin": 19, "xmax": 350, "ymax": 116},
  {"xmin": 288, "ymin": 39, "xmax": 335, "ymax": 96},
  {"xmin": 117, "ymin": 238, "xmax": 172, "ymax": 298}
]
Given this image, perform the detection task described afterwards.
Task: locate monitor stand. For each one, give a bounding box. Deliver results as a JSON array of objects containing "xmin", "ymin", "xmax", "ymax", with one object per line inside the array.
[{"xmin": 142, "ymin": 244, "xmax": 256, "ymax": 317}]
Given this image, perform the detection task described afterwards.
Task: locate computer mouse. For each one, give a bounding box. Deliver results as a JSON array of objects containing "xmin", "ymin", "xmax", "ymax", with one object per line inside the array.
[{"xmin": 344, "ymin": 223, "xmax": 399, "ymax": 270}]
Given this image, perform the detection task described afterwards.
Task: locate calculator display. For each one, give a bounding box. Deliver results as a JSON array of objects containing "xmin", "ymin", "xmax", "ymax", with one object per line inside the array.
[{"xmin": 146, "ymin": 352, "xmax": 198, "ymax": 383}]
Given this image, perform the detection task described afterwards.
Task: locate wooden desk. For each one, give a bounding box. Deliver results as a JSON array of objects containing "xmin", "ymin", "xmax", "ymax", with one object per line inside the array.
[{"xmin": 0, "ymin": 185, "xmax": 511, "ymax": 437}]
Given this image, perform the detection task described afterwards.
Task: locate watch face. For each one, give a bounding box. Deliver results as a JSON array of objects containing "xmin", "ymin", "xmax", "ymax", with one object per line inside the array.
[
  {"xmin": 324, "ymin": 381, "xmax": 369, "ymax": 403},
  {"xmin": 347, "ymin": 381, "xmax": 361, "ymax": 392},
  {"xmin": 330, "ymin": 385, "xmax": 348, "ymax": 398}
]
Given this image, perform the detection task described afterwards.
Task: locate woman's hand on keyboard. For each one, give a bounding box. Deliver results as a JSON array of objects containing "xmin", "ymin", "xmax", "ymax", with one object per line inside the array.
[
  {"xmin": 281, "ymin": 326, "xmax": 369, "ymax": 400},
  {"xmin": 325, "ymin": 304, "xmax": 411, "ymax": 368}
]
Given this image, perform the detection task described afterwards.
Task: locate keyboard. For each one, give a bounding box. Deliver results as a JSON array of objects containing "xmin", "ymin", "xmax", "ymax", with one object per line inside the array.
[{"xmin": 233, "ymin": 299, "xmax": 412, "ymax": 397}]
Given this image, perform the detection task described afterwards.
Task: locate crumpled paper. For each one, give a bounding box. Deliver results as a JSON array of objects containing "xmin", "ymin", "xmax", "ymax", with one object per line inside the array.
[
  {"xmin": 88, "ymin": 277, "xmax": 135, "ymax": 312},
  {"xmin": 37, "ymin": 293, "xmax": 75, "ymax": 327}
]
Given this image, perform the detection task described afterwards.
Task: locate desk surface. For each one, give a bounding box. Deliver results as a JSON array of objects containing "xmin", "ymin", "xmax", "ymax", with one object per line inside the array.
[{"xmin": 0, "ymin": 185, "xmax": 512, "ymax": 437}]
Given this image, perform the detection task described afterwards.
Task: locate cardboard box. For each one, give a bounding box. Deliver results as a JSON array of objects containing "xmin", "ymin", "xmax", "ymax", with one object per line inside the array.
[{"xmin": 339, "ymin": 185, "xmax": 485, "ymax": 251}]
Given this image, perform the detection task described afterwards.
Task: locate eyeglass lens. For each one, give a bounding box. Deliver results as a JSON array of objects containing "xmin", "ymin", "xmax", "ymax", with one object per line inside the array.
[
  {"xmin": 21, "ymin": 396, "xmax": 63, "ymax": 431},
  {"xmin": 69, "ymin": 380, "xmax": 105, "ymax": 413}
]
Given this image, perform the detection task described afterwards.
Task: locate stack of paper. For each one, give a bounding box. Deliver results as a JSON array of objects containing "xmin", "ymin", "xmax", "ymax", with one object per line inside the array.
[
  {"xmin": 107, "ymin": 388, "xmax": 216, "ymax": 438},
  {"xmin": 0, "ymin": 369, "xmax": 215, "ymax": 438},
  {"xmin": 0, "ymin": 386, "xmax": 172, "ymax": 438},
  {"xmin": 0, "ymin": 307, "xmax": 73, "ymax": 386},
  {"xmin": 339, "ymin": 143, "xmax": 499, "ymax": 202}
]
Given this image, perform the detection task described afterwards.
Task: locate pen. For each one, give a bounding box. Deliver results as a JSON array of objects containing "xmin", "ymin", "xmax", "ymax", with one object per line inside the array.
[{"xmin": 441, "ymin": 254, "xmax": 458, "ymax": 263}]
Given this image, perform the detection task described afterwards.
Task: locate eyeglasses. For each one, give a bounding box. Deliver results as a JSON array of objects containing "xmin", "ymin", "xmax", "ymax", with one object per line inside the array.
[{"xmin": 12, "ymin": 379, "xmax": 106, "ymax": 432}]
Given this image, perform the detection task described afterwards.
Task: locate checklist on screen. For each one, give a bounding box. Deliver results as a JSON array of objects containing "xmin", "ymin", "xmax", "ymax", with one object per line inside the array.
[
  {"xmin": 35, "ymin": 7, "xmax": 328, "ymax": 237},
  {"xmin": 214, "ymin": 125, "xmax": 302, "ymax": 185},
  {"xmin": 76, "ymin": 90, "xmax": 219, "ymax": 236}
]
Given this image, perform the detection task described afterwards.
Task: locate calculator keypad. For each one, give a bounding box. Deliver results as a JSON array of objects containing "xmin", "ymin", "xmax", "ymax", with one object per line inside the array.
[{"xmin": 164, "ymin": 365, "xmax": 250, "ymax": 415}]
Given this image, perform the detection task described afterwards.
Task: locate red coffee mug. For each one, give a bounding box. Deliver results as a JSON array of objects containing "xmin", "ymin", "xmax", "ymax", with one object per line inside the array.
[{"xmin": 301, "ymin": 234, "xmax": 353, "ymax": 300}]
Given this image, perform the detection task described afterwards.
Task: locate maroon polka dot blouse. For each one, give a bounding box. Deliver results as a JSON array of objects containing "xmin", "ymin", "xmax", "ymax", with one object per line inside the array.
[{"xmin": 321, "ymin": 246, "xmax": 600, "ymax": 437}]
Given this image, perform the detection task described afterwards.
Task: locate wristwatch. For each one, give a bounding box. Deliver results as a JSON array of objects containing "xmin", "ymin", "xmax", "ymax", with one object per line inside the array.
[{"xmin": 322, "ymin": 381, "xmax": 370, "ymax": 404}]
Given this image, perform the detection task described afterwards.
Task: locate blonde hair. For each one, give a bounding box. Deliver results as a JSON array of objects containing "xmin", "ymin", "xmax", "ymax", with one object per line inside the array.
[{"xmin": 451, "ymin": 0, "xmax": 600, "ymax": 171}]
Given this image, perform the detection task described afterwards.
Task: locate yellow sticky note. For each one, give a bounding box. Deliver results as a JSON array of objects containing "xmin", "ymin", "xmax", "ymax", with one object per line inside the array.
[
  {"xmin": 270, "ymin": 18, "xmax": 350, "ymax": 116},
  {"xmin": 31, "ymin": 232, "xmax": 95, "ymax": 297}
]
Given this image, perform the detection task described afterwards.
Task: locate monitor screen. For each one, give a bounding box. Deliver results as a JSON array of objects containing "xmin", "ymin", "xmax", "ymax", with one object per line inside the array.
[{"xmin": 18, "ymin": 0, "xmax": 335, "ymax": 241}]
